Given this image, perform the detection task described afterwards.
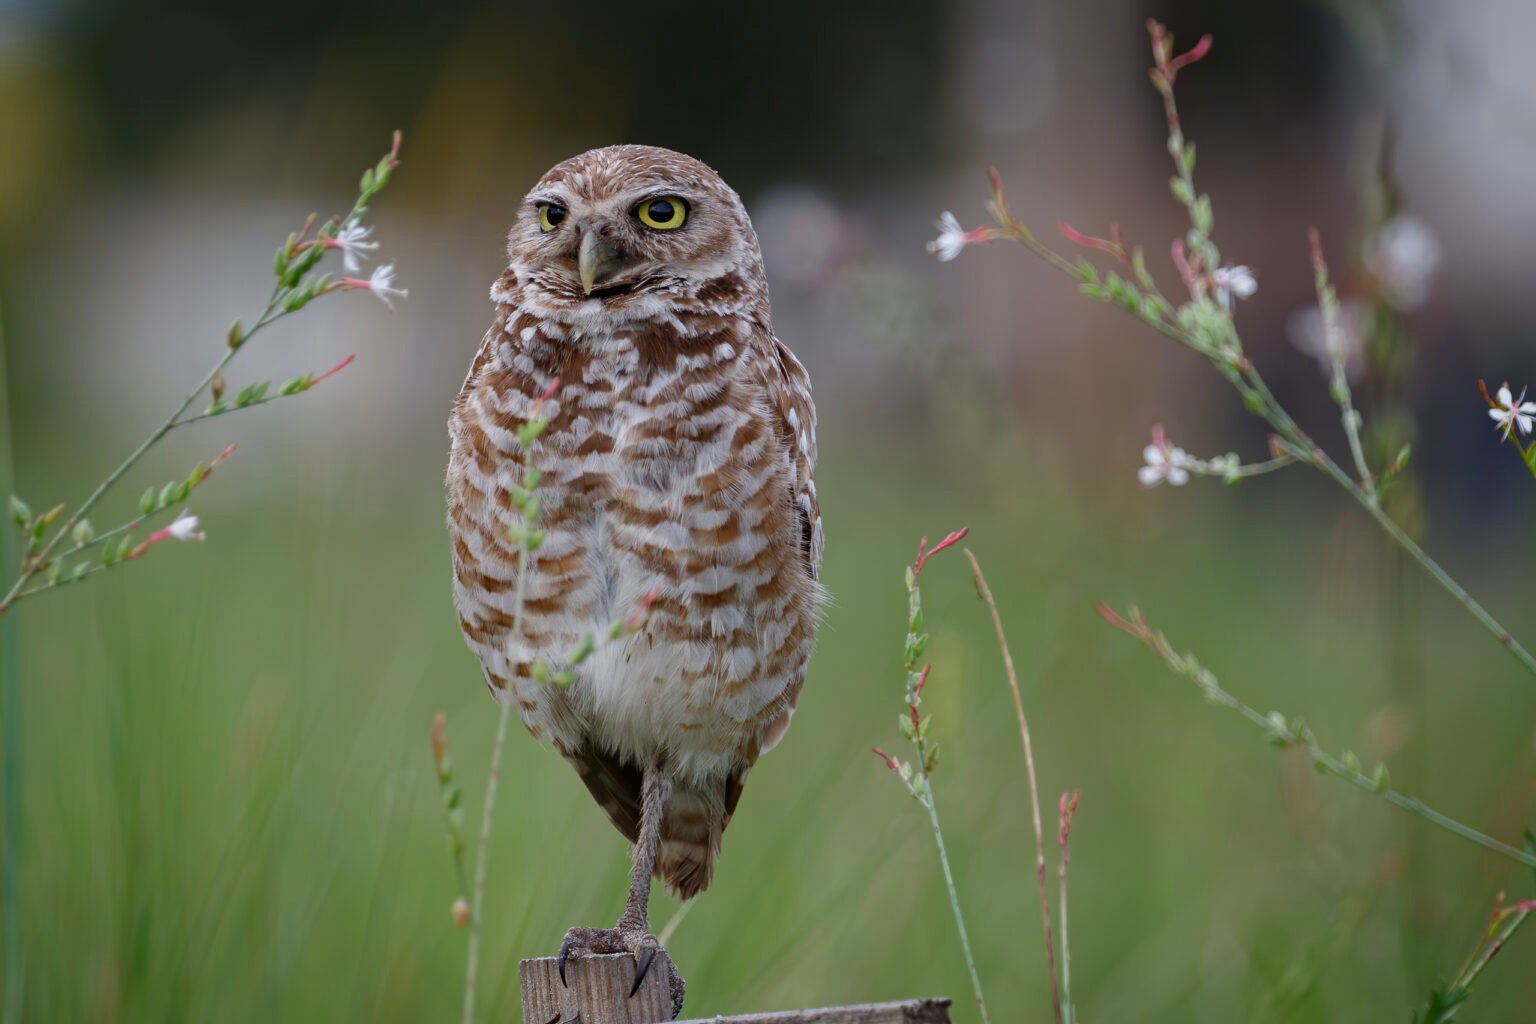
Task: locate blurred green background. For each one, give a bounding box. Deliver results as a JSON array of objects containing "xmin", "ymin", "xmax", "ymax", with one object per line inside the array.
[{"xmin": 4, "ymin": 0, "xmax": 1536, "ymax": 1021}]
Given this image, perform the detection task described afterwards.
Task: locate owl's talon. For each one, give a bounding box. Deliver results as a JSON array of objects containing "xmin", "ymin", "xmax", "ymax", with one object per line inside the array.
[
  {"xmin": 556, "ymin": 925, "xmax": 683, "ymax": 1016},
  {"xmin": 557, "ymin": 925, "xmax": 626, "ymax": 987},
  {"xmin": 629, "ymin": 946, "xmax": 656, "ymax": 997}
]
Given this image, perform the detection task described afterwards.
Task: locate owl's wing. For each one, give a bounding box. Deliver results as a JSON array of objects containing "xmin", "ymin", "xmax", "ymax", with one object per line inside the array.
[
  {"xmin": 760, "ymin": 336, "xmax": 823, "ymax": 580},
  {"xmin": 563, "ymin": 741, "xmax": 642, "ymax": 843}
]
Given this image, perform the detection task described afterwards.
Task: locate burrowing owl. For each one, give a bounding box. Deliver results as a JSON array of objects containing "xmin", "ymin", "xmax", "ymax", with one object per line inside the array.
[{"xmin": 446, "ymin": 145, "xmax": 823, "ymax": 1014}]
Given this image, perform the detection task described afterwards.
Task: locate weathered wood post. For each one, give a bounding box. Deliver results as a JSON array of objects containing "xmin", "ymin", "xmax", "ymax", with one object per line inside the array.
[
  {"xmin": 520, "ymin": 954, "xmax": 675, "ymax": 1024},
  {"xmin": 519, "ymin": 954, "xmax": 952, "ymax": 1024}
]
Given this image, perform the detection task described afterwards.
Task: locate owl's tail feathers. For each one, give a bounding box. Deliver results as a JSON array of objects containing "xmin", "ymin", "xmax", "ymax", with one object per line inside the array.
[
  {"xmin": 655, "ymin": 769, "xmax": 748, "ymax": 900},
  {"xmin": 656, "ymin": 787, "xmax": 721, "ymax": 900}
]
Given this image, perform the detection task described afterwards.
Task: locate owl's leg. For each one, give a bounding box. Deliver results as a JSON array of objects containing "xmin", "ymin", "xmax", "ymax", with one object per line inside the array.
[{"xmin": 558, "ymin": 758, "xmax": 685, "ymax": 1017}]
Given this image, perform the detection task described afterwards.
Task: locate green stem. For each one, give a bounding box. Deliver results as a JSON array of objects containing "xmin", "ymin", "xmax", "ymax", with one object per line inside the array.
[
  {"xmin": 1455, "ymin": 909, "xmax": 1529, "ymax": 991},
  {"xmin": 921, "ymin": 783, "xmax": 992, "ymax": 1024},
  {"xmin": 0, "ymin": 295, "xmax": 283, "ymax": 616},
  {"xmin": 1058, "ymin": 857, "xmax": 1073, "ymax": 1024},
  {"xmin": 50, "ymin": 519, "xmax": 143, "ymax": 563},
  {"xmin": 462, "ymin": 701, "xmax": 511, "ymax": 1024},
  {"xmin": 172, "ymin": 386, "xmax": 319, "ymax": 427},
  {"xmin": 1185, "ymin": 454, "xmax": 1296, "ymax": 481},
  {"xmin": 1113, "ymin": 607, "xmax": 1536, "ymax": 869},
  {"xmin": 1310, "ymin": 438, "xmax": 1536, "ymax": 680},
  {"xmin": 0, "ymin": 306, "xmax": 23, "ymax": 1024},
  {"xmin": 463, "ymin": 492, "xmax": 537, "ymax": 1024}
]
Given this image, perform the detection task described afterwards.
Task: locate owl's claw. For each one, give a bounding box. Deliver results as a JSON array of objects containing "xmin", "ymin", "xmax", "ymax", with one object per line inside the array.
[
  {"xmin": 556, "ymin": 925, "xmax": 684, "ymax": 1018},
  {"xmin": 630, "ymin": 946, "xmax": 657, "ymax": 996}
]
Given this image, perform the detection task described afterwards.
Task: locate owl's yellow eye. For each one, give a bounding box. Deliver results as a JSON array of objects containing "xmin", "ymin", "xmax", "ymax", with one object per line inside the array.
[
  {"xmin": 538, "ymin": 203, "xmax": 566, "ymax": 233},
  {"xmin": 635, "ymin": 197, "xmax": 688, "ymax": 231}
]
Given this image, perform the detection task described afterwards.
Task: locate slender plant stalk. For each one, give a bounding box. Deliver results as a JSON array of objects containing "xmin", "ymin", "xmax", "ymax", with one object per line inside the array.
[
  {"xmin": 922, "ymin": 784, "xmax": 991, "ymax": 1024},
  {"xmin": 1187, "ymin": 455, "xmax": 1294, "ymax": 480},
  {"xmin": 1099, "ymin": 603, "xmax": 1536, "ymax": 869},
  {"xmin": 1309, "ymin": 229, "xmax": 1376, "ymax": 497},
  {"xmin": 1453, "ymin": 907, "xmax": 1530, "ymax": 991},
  {"xmin": 1057, "ymin": 860, "xmax": 1072, "ymax": 1024},
  {"xmin": 876, "ymin": 533, "xmax": 994, "ymax": 1024},
  {"xmin": 0, "ymin": 135, "xmax": 398, "ymax": 615},
  {"xmin": 463, "ymin": 701, "xmax": 512, "ymax": 1024},
  {"xmin": 963, "ymin": 549, "xmax": 1061, "ymax": 1024},
  {"xmin": 655, "ymin": 899, "xmax": 693, "ymax": 947},
  {"xmin": 1057, "ymin": 792, "xmax": 1078, "ymax": 1024},
  {"xmin": 0, "ymin": 296, "xmax": 276, "ymax": 614},
  {"xmin": 462, "ymin": 417, "xmax": 543, "ymax": 1024},
  {"xmin": 0, "ymin": 308, "xmax": 23, "ymax": 1024}
]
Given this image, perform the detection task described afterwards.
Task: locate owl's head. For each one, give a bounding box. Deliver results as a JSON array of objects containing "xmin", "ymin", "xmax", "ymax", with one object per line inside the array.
[{"xmin": 505, "ymin": 145, "xmax": 767, "ymax": 323}]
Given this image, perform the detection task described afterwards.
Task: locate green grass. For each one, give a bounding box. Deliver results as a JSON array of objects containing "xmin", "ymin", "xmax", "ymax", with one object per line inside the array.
[{"xmin": 5, "ymin": 426, "xmax": 1536, "ymax": 1022}]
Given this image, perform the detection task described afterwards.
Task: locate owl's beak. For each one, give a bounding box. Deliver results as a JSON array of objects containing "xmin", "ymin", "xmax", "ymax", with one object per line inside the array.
[{"xmin": 578, "ymin": 227, "xmax": 625, "ymax": 296}]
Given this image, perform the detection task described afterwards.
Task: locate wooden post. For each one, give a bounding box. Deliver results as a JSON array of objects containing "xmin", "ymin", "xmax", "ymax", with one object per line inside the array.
[
  {"xmin": 519, "ymin": 956, "xmax": 951, "ymax": 1024},
  {"xmin": 520, "ymin": 954, "xmax": 676, "ymax": 1024}
]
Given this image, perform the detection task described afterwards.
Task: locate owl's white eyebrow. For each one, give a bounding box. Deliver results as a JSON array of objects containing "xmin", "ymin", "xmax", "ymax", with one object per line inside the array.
[
  {"xmin": 526, "ymin": 194, "xmax": 567, "ymax": 207},
  {"xmin": 630, "ymin": 188, "xmax": 692, "ymax": 204}
]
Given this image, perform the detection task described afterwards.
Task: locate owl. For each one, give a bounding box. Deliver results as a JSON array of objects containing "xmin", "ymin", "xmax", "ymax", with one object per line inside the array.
[{"xmin": 446, "ymin": 145, "xmax": 824, "ymax": 1015}]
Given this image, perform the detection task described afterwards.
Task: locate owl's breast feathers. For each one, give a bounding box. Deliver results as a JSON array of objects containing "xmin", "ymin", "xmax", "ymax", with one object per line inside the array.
[{"xmin": 446, "ymin": 290, "xmax": 822, "ymax": 897}]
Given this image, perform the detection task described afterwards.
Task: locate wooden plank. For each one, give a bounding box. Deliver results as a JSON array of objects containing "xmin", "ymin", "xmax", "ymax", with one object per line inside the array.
[
  {"xmin": 519, "ymin": 955, "xmax": 950, "ymax": 1024},
  {"xmin": 675, "ymin": 998, "xmax": 951, "ymax": 1024},
  {"xmin": 520, "ymin": 954, "xmax": 676, "ymax": 1024}
]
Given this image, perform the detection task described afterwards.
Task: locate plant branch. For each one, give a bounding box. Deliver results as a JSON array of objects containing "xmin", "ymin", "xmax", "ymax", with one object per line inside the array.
[
  {"xmin": 1098, "ymin": 603, "xmax": 1536, "ymax": 869},
  {"xmin": 1, "ymin": 132, "xmax": 402, "ymax": 617},
  {"xmin": 1309, "ymin": 228, "xmax": 1375, "ymax": 497}
]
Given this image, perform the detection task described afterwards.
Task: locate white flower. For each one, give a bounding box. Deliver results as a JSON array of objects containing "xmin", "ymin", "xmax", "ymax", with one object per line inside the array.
[
  {"xmin": 1367, "ymin": 213, "xmax": 1440, "ymax": 311},
  {"xmin": 1211, "ymin": 265, "xmax": 1257, "ymax": 311},
  {"xmin": 1138, "ymin": 429, "xmax": 1190, "ymax": 487},
  {"xmin": 360, "ymin": 263, "xmax": 408, "ymax": 310},
  {"xmin": 326, "ymin": 223, "xmax": 379, "ymax": 273},
  {"xmin": 926, "ymin": 212, "xmax": 984, "ymax": 262},
  {"xmin": 1288, "ymin": 300, "xmax": 1371, "ymax": 382},
  {"xmin": 164, "ymin": 511, "xmax": 205, "ymax": 542},
  {"xmin": 1489, "ymin": 384, "xmax": 1536, "ymax": 440}
]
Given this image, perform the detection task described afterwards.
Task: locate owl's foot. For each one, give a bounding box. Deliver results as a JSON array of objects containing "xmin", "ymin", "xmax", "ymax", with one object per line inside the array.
[{"xmin": 557, "ymin": 925, "xmax": 685, "ymax": 1018}]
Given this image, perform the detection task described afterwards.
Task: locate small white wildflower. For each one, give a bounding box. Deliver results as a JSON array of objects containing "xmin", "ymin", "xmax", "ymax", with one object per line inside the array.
[
  {"xmin": 1138, "ymin": 427, "xmax": 1190, "ymax": 487},
  {"xmin": 1366, "ymin": 213, "xmax": 1440, "ymax": 311},
  {"xmin": 926, "ymin": 212, "xmax": 986, "ymax": 262},
  {"xmin": 1211, "ymin": 265, "xmax": 1257, "ymax": 312},
  {"xmin": 326, "ymin": 223, "xmax": 379, "ymax": 273},
  {"xmin": 1288, "ymin": 300, "xmax": 1371, "ymax": 382},
  {"xmin": 1488, "ymin": 384, "xmax": 1536, "ymax": 440},
  {"xmin": 164, "ymin": 511, "xmax": 204, "ymax": 542},
  {"xmin": 359, "ymin": 263, "xmax": 408, "ymax": 310}
]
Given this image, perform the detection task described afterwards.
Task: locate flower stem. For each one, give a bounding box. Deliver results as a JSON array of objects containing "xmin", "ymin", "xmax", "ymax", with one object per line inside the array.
[
  {"xmin": 1455, "ymin": 907, "xmax": 1530, "ymax": 991},
  {"xmin": 0, "ymin": 295, "xmax": 281, "ymax": 616},
  {"xmin": 1305, "ymin": 227, "xmax": 1378, "ymax": 499},
  {"xmin": 1100, "ymin": 604, "xmax": 1536, "ymax": 869},
  {"xmin": 1338, "ymin": 459, "xmax": 1536, "ymax": 678},
  {"xmin": 964, "ymin": 549, "xmax": 1061, "ymax": 1024},
  {"xmin": 462, "ymin": 700, "xmax": 511, "ymax": 1024},
  {"xmin": 1058, "ymin": 830, "xmax": 1073, "ymax": 1024},
  {"xmin": 462, "ymin": 465, "xmax": 538, "ymax": 1024},
  {"xmin": 921, "ymin": 783, "xmax": 992, "ymax": 1024},
  {"xmin": 0, "ymin": 308, "xmax": 24, "ymax": 1024}
]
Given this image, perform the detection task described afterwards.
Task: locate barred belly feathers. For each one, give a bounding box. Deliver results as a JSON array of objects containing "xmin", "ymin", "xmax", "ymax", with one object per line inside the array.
[{"xmin": 446, "ymin": 145, "xmax": 824, "ymax": 909}]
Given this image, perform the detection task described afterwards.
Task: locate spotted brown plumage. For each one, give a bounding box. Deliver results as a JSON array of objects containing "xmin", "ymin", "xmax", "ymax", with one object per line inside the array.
[{"xmin": 445, "ymin": 145, "xmax": 823, "ymax": 1013}]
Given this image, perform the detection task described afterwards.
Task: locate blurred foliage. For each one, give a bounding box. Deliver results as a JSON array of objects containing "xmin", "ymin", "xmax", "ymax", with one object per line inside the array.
[{"xmin": 4, "ymin": 433, "xmax": 1536, "ymax": 1020}]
